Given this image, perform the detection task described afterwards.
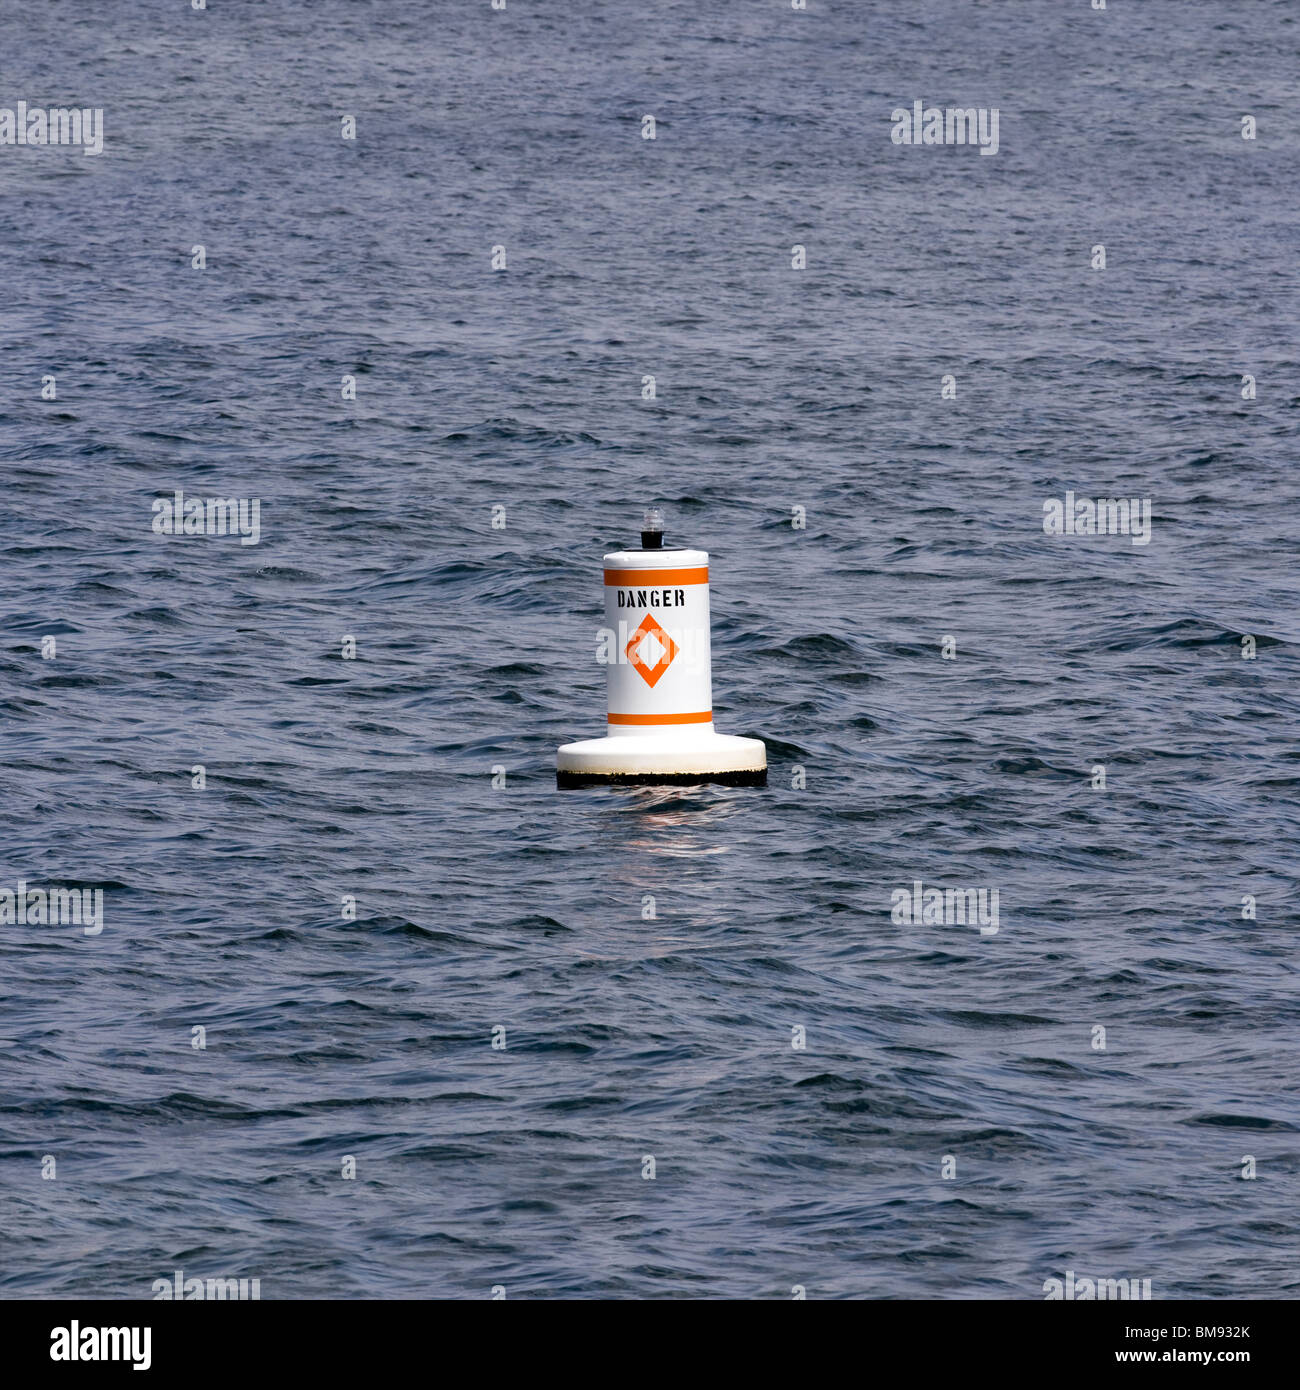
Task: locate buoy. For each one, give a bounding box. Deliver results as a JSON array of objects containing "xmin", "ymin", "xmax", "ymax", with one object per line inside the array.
[{"xmin": 557, "ymin": 509, "xmax": 767, "ymax": 787}]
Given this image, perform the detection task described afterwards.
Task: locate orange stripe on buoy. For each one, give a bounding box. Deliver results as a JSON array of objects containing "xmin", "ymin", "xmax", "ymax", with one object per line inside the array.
[
  {"xmin": 603, "ymin": 567, "xmax": 708, "ymax": 586},
  {"xmin": 608, "ymin": 710, "xmax": 712, "ymax": 725}
]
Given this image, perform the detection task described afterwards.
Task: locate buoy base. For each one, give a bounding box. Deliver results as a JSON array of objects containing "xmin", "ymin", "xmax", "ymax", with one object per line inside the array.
[{"xmin": 556, "ymin": 731, "xmax": 766, "ymax": 789}]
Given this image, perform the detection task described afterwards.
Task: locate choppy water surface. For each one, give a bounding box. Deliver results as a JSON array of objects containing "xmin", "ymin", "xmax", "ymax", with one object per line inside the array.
[{"xmin": 1, "ymin": 0, "xmax": 1298, "ymax": 1298}]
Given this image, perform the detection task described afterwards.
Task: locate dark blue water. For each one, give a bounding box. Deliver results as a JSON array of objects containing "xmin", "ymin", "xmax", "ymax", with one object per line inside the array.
[{"xmin": 2, "ymin": 0, "xmax": 1298, "ymax": 1299}]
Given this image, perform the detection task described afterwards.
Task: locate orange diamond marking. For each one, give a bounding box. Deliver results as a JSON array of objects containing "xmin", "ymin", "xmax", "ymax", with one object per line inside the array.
[{"xmin": 626, "ymin": 612, "xmax": 678, "ymax": 688}]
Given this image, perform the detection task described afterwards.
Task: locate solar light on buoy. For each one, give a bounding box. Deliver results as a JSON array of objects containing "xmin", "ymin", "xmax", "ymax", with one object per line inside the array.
[{"xmin": 556, "ymin": 509, "xmax": 767, "ymax": 788}]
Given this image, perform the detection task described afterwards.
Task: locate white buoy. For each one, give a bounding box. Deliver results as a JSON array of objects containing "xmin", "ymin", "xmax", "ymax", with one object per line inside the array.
[{"xmin": 557, "ymin": 509, "xmax": 767, "ymax": 787}]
